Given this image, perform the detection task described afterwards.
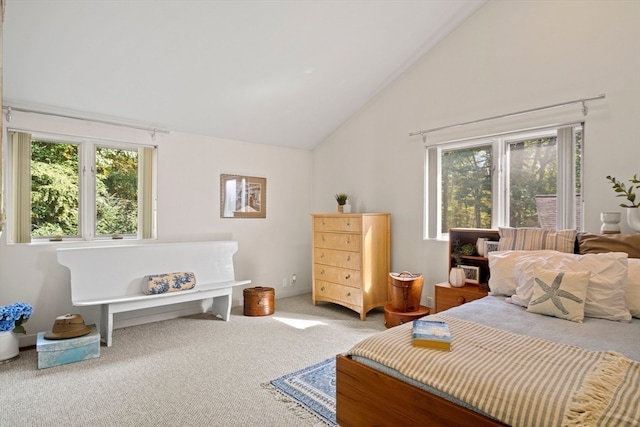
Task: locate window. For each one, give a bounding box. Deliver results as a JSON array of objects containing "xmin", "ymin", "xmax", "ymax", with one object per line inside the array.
[
  {"xmin": 10, "ymin": 131, "xmax": 156, "ymax": 243},
  {"xmin": 30, "ymin": 139, "xmax": 80, "ymax": 237},
  {"xmin": 440, "ymin": 143, "xmax": 493, "ymax": 231},
  {"xmin": 426, "ymin": 124, "xmax": 582, "ymax": 238}
]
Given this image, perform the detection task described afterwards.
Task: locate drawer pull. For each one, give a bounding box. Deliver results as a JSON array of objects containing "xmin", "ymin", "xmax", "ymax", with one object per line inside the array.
[
  {"xmin": 320, "ymin": 253, "xmax": 325, "ymax": 258},
  {"xmin": 321, "ymin": 286, "xmax": 325, "ymax": 291},
  {"xmin": 345, "ymin": 239, "xmax": 350, "ymax": 245},
  {"xmin": 320, "ymin": 270, "xmax": 325, "ymax": 275},
  {"xmin": 346, "ymin": 221, "xmax": 350, "ymax": 226},
  {"xmin": 345, "ymin": 274, "xmax": 351, "ymax": 280},
  {"xmin": 346, "ymin": 255, "xmax": 351, "ymax": 261},
  {"xmin": 457, "ymin": 296, "xmax": 466, "ymax": 304},
  {"xmin": 346, "ymin": 292, "xmax": 351, "ymax": 297}
]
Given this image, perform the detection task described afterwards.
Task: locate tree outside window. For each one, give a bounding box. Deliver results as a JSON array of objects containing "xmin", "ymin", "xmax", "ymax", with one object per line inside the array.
[{"xmin": 441, "ymin": 145, "xmax": 492, "ymax": 233}]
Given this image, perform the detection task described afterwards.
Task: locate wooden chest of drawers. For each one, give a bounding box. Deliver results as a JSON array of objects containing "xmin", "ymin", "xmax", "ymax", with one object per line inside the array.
[
  {"xmin": 312, "ymin": 213, "xmax": 390, "ymax": 320},
  {"xmin": 434, "ymin": 282, "xmax": 488, "ymax": 313}
]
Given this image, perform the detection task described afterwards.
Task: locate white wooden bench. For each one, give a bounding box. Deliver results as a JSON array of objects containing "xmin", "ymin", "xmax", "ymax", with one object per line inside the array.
[{"xmin": 57, "ymin": 241, "xmax": 251, "ymax": 346}]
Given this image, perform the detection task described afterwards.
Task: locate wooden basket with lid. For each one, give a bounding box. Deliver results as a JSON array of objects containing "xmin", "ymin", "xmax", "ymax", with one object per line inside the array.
[{"xmin": 243, "ymin": 286, "xmax": 275, "ymax": 316}]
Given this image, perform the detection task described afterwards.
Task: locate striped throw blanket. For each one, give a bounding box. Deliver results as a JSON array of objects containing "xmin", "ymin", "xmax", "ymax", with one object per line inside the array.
[{"xmin": 347, "ymin": 315, "xmax": 640, "ymax": 426}]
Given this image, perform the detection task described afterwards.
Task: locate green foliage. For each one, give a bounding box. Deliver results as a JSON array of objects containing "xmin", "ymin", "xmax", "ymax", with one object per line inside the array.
[
  {"xmin": 95, "ymin": 147, "xmax": 138, "ymax": 234},
  {"xmin": 452, "ymin": 240, "xmax": 463, "ymax": 266},
  {"xmin": 334, "ymin": 193, "xmax": 349, "ymax": 205},
  {"xmin": 30, "ymin": 140, "xmax": 139, "ymax": 237},
  {"xmin": 606, "ymin": 174, "xmax": 640, "ymax": 208},
  {"xmin": 31, "ymin": 142, "xmax": 79, "ymax": 236},
  {"xmin": 441, "ymin": 145, "xmax": 492, "ymax": 232}
]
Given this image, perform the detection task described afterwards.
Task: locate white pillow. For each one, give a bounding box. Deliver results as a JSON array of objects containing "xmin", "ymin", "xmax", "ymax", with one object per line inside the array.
[
  {"xmin": 507, "ymin": 252, "xmax": 631, "ymax": 322},
  {"xmin": 527, "ymin": 267, "xmax": 590, "ymax": 323},
  {"xmin": 627, "ymin": 259, "xmax": 640, "ymax": 318},
  {"xmin": 488, "ymin": 250, "xmax": 560, "ymax": 296}
]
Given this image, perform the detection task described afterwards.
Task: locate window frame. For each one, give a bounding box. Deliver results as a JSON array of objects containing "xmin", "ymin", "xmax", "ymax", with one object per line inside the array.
[
  {"xmin": 7, "ymin": 129, "xmax": 157, "ymax": 243},
  {"xmin": 425, "ymin": 123, "xmax": 583, "ymax": 240}
]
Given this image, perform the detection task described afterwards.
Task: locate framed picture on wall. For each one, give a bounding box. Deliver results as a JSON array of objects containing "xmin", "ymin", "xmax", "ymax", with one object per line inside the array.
[
  {"xmin": 220, "ymin": 174, "xmax": 266, "ymax": 218},
  {"xmin": 460, "ymin": 265, "xmax": 480, "ymax": 285}
]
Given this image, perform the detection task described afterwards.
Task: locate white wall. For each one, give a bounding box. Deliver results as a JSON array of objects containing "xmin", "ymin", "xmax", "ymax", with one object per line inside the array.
[
  {"xmin": 313, "ymin": 1, "xmax": 640, "ymax": 306},
  {"xmin": 1, "ymin": 112, "xmax": 313, "ymax": 346}
]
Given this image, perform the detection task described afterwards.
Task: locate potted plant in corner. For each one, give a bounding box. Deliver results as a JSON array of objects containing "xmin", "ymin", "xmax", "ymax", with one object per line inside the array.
[
  {"xmin": 0, "ymin": 302, "xmax": 33, "ymax": 363},
  {"xmin": 606, "ymin": 174, "xmax": 640, "ymax": 232},
  {"xmin": 335, "ymin": 193, "xmax": 349, "ymax": 213}
]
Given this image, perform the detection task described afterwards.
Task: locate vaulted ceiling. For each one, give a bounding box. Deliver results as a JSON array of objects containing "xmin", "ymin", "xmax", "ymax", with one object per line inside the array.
[{"xmin": 3, "ymin": 0, "xmax": 485, "ymax": 149}]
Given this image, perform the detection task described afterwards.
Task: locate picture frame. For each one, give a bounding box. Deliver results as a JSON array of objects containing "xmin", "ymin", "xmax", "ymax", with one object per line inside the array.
[
  {"xmin": 220, "ymin": 174, "xmax": 266, "ymax": 218},
  {"xmin": 460, "ymin": 265, "xmax": 480, "ymax": 285},
  {"xmin": 484, "ymin": 240, "xmax": 500, "ymax": 256}
]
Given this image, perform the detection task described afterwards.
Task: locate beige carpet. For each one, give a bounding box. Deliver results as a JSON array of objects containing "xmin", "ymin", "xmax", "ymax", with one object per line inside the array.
[{"xmin": 0, "ymin": 294, "xmax": 386, "ymax": 426}]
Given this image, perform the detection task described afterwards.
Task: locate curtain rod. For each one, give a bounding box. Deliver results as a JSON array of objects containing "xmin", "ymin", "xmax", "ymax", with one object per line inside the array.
[
  {"xmin": 3, "ymin": 105, "xmax": 170, "ymax": 139},
  {"xmin": 409, "ymin": 94, "xmax": 606, "ymax": 138}
]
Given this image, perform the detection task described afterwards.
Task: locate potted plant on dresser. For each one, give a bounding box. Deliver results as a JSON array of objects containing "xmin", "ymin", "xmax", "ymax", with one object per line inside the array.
[
  {"xmin": 606, "ymin": 174, "xmax": 640, "ymax": 232},
  {"xmin": 335, "ymin": 193, "xmax": 350, "ymax": 213}
]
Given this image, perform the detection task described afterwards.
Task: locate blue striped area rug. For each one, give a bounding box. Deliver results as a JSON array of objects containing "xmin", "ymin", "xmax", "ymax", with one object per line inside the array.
[{"xmin": 267, "ymin": 357, "xmax": 337, "ymax": 426}]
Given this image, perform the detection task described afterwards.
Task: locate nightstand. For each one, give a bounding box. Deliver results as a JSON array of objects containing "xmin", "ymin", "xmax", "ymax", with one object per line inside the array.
[{"xmin": 434, "ymin": 282, "xmax": 488, "ymax": 313}]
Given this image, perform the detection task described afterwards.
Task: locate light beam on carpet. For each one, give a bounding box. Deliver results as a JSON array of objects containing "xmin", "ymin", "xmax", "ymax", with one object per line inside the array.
[{"xmin": 273, "ymin": 317, "xmax": 327, "ymax": 329}]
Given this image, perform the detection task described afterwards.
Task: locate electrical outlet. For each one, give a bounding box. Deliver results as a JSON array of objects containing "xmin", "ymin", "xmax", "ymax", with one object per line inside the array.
[
  {"xmin": 426, "ymin": 296, "xmax": 433, "ymax": 308},
  {"xmin": 282, "ymin": 277, "xmax": 288, "ymax": 287},
  {"xmin": 291, "ymin": 274, "xmax": 297, "ymax": 286}
]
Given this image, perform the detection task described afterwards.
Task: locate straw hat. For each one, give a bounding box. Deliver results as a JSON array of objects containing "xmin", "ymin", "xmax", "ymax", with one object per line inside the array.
[{"xmin": 44, "ymin": 313, "xmax": 92, "ymax": 340}]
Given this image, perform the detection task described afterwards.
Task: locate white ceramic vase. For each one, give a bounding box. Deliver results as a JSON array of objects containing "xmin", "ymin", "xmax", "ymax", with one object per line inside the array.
[
  {"xmin": 626, "ymin": 207, "xmax": 640, "ymax": 233},
  {"xmin": 600, "ymin": 212, "xmax": 621, "ymax": 234},
  {"xmin": 476, "ymin": 238, "xmax": 487, "ymax": 256},
  {"xmin": 449, "ymin": 267, "xmax": 466, "ymax": 288},
  {"xmin": 0, "ymin": 331, "xmax": 20, "ymax": 363}
]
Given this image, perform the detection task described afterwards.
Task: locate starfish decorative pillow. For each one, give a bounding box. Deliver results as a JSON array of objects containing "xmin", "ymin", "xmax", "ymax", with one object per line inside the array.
[{"xmin": 527, "ymin": 267, "xmax": 590, "ymax": 323}]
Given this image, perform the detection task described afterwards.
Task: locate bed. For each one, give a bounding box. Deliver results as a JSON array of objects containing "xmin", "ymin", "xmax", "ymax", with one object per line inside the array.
[{"xmin": 336, "ymin": 231, "xmax": 640, "ymax": 427}]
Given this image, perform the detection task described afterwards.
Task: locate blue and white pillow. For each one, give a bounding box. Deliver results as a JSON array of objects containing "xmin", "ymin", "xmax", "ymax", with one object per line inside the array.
[{"xmin": 143, "ymin": 272, "xmax": 196, "ymax": 294}]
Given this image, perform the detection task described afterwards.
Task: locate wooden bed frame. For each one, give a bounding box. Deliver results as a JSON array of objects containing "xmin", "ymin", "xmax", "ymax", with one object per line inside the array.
[
  {"xmin": 336, "ymin": 354, "xmax": 508, "ymax": 427},
  {"xmin": 335, "ymin": 233, "xmax": 639, "ymax": 426}
]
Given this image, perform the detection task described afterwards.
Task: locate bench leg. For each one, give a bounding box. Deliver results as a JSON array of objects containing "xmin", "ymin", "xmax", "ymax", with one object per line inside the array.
[
  {"xmin": 212, "ymin": 292, "xmax": 232, "ymax": 321},
  {"xmin": 101, "ymin": 305, "xmax": 114, "ymax": 347}
]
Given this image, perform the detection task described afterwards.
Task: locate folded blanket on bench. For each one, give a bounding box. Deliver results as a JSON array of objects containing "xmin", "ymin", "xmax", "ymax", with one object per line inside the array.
[{"xmin": 143, "ymin": 272, "xmax": 196, "ymax": 294}]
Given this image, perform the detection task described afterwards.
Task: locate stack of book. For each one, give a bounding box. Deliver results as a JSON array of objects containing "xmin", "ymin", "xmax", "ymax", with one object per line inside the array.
[{"xmin": 411, "ymin": 319, "xmax": 451, "ymax": 351}]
